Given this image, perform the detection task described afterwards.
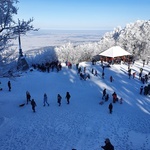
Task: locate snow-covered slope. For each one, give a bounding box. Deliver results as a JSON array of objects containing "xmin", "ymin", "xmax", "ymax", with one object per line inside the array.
[{"xmin": 0, "ymin": 60, "xmax": 150, "ymax": 150}]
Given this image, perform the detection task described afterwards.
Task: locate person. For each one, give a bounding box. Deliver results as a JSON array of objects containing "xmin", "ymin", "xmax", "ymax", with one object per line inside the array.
[
  {"xmin": 112, "ymin": 92, "xmax": 117, "ymax": 103},
  {"xmin": 119, "ymin": 97, "xmax": 123, "ymax": 104},
  {"xmin": 91, "ymin": 68, "xmax": 94, "ymax": 74},
  {"xmin": 0, "ymin": 82, "xmax": 2, "ymax": 91},
  {"xmin": 86, "ymin": 73, "xmax": 90, "ymax": 79},
  {"xmin": 94, "ymin": 70, "xmax": 97, "ymax": 76},
  {"xmin": 145, "ymin": 74, "xmax": 148, "ymax": 83},
  {"xmin": 57, "ymin": 94, "xmax": 62, "ymax": 106},
  {"xmin": 133, "ymin": 72, "xmax": 136, "ymax": 79},
  {"xmin": 140, "ymin": 86, "xmax": 143, "ymax": 94},
  {"xmin": 65, "ymin": 92, "xmax": 71, "ymax": 104},
  {"xmin": 144, "ymin": 85, "xmax": 148, "ymax": 95},
  {"xmin": 101, "ymin": 138, "xmax": 114, "ymax": 150},
  {"xmin": 76, "ymin": 63, "xmax": 79, "ymax": 70},
  {"xmin": 80, "ymin": 72, "xmax": 84, "ymax": 80},
  {"xmin": 65, "ymin": 60, "xmax": 68, "ymax": 66},
  {"xmin": 108, "ymin": 103, "xmax": 113, "ymax": 114},
  {"xmin": 102, "ymin": 89, "xmax": 106, "ymax": 99},
  {"xmin": 105, "ymin": 94, "xmax": 109, "ymax": 101},
  {"xmin": 128, "ymin": 69, "xmax": 131, "ymax": 79},
  {"xmin": 102, "ymin": 65, "xmax": 105, "ymax": 71},
  {"xmin": 78, "ymin": 67, "xmax": 81, "ymax": 74},
  {"xmin": 110, "ymin": 76, "xmax": 113, "ymax": 82},
  {"xmin": 26, "ymin": 91, "xmax": 31, "ymax": 104},
  {"xmin": 143, "ymin": 59, "xmax": 145, "ymax": 67},
  {"xmin": 31, "ymin": 99, "xmax": 36, "ymax": 112},
  {"xmin": 102, "ymin": 72, "xmax": 105, "ymax": 79},
  {"xmin": 8, "ymin": 81, "xmax": 11, "ymax": 91},
  {"xmin": 139, "ymin": 72, "xmax": 142, "ymax": 80},
  {"xmin": 84, "ymin": 67, "xmax": 86, "ymax": 73},
  {"xmin": 43, "ymin": 93, "xmax": 49, "ymax": 106}
]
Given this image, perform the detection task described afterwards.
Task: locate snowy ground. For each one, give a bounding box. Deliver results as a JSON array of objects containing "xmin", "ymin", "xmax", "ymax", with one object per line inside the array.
[{"xmin": 0, "ymin": 60, "xmax": 150, "ymax": 150}]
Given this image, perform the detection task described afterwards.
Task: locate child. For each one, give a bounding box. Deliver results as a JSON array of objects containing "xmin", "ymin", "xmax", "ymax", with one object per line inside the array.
[
  {"xmin": 43, "ymin": 93, "xmax": 49, "ymax": 106},
  {"xmin": 57, "ymin": 94, "xmax": 62, "ymax": 106},
  {"xmin": 120, "ymin": 97, "xmax": 123, "ymax": 104},
  {"xmin": 133, "ymin": 72, "xmax": 136, "ymax": 79}
]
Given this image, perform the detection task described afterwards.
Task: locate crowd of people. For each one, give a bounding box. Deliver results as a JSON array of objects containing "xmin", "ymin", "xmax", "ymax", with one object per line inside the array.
[{"xmin": 31, "ymin": 60, "xmax": 62, "ymax": 72}]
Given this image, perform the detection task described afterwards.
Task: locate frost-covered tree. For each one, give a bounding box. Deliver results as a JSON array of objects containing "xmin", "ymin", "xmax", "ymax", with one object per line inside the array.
[
  {"xmin": 0, "ymin": 0, "xmax": 37, "ymax": 71},
  {"xmin": 0, "ymin": 0, "xmax": 18, "ymax": 51},
  {"xmin": 91, "ymin": 20, "xmax": 150, "ymax": 61}
]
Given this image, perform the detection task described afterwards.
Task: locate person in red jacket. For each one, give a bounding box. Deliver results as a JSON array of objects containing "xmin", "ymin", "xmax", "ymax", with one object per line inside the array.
[
  {"xmin": 112, "ymin": 92, "xmax": 117, "ymax": 103},
  {"xmin": 133, "ymin": 72, "xmax": 136, "ymax": 79}
]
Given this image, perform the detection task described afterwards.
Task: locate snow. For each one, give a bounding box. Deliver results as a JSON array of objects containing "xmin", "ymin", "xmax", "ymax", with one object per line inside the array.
[{"xmin": 0, "ymin": 60, "xmax": 150, "ymax": 150}]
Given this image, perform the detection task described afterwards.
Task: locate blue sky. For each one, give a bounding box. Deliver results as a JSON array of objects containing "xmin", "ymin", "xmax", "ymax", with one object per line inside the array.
[{"xmin": 16, "ymin": 0, "xmax": 150, "ymax": 30}]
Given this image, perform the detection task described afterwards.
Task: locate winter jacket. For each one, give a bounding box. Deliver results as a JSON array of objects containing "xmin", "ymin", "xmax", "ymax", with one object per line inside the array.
[
  {"xmin": 31, "ymin": 100, "xmax": 36, "ymax": 107},
  {"xmin": 66, "ymin": 92, "xmax": 71, "ymax": 99}
]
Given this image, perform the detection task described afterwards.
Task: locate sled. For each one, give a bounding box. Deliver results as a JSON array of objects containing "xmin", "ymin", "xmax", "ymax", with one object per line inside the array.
[{"xmin": 19, "ymin": 103, "xmax": 25, "ymax": 107}]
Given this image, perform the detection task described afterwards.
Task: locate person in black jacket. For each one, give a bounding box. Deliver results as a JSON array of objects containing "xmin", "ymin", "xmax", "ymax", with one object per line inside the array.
[
  {"xmin": 101, "ymin": 138, "xmax": 114, "ymax": 150},
  {"xmin": 65, "ymin": 92, "xmax": 71, "ymax": 104},
  {"xmin": 8, "ymin": 81, "xmax": 11, "ymax": 91},
  {"xmin": 26, "ymin": 91, "xmax": 31, "ymax": 104},
  {"xmin": 108, "ymin": 103, "xmax": 113, "ymax": 114},
  {"xmin": 31, "ymin": 99, "xmax": 36, "ymax": 112},
  {"xmin": 57, "ymin": 94, "xmax": 62, "ymax": 106},
  {"xmin": 102, "ymin": 88, "xmax": 106, "ymax": 99},
  {"xmin": 43, "ymin": 93, "xmax": 49, "ymax": 106}
]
